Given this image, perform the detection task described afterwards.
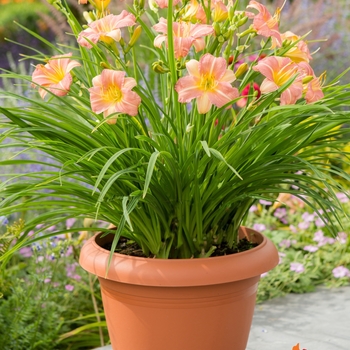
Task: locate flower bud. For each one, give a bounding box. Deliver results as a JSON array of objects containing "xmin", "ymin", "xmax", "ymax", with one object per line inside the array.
[
  {"xmin": 213, "ymin": 22, "xmax": 221, "ymax": 36},
  {"xmin": 134, "ymin": 0, "xmax": 145, "ymax": 11},
  {"xmin": 237, "ymin": 26, "xmax": 255, "ymax": 38},
  {"xmin": 186, "ymin": 123, "xmax": 194, "ymax": 133},
  {"xmin": 235, "ymin": 62, "xmax": 248, "ymax": 78},
  {"xmin": 228, "ymin": 6, "xmax": 235, "ymax": 21},
  {"xmin": 128, "ymin": 26, "xmax": 142, "ymax": 47},
  {"xmin": 302, "ymin": 75, "xmax": 314, "ymax": 84},
  {"xmin": 83, "ymin": 11, "xmax": 94, "ymax": 24},
  {"xmin": 236, "ymin": 16, "xmax": 248, "ymax": 27},
  {"xmin": 152, "ymin": 61, "xmax": 169, "ymax": 74}
]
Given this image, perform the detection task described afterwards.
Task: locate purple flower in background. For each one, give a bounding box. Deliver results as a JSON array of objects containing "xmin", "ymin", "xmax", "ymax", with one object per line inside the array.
[
  {"xmin": 261, "ymin": 272, "xmax": 268, "ymax": 278},
  {"xmin": 0, "ymin": 216, "xmax": 9, "ymax": 226},
  {"xmin": 249, "ymin": 205, "xmax": 258, "ymax": 212},
  {"xmin": 289, "ymin": 225, "xmax": 297, "ymax": 233},
  {"xmin": 336, "ymin": 192, "xmax": 349, "ymax": 203},
  {"xmin": 278, "ymin": 252, "xmax": 286, "ymax": 264},
  {"xmin": 314, "ymin": 230, "xmax": 335, "ymax": 246},
  {"xmin": 259, "ymin": 199, "xmax": 272, "ymax": 206},
  {"xmin": 290, "ymin": 262, "xmax": 305, "ymax": 273},
  {"xmin": 315, "ymin": 217, "xmax": 326, "ymax": 228},
  {"xmin": 253, "ymin": 223, "xmax": 266, "ymax": 232},
  {"xmin": 66, "ymin": 263, "xmax": 82, "ymax": 281},
  {"xmin": 273, "ymin": 207, "xmax": 288, "ymax": 224},
  {"xmin": 66, "ymin": 218, "xmax": 76, "ymax": 229},
  {"xmin": 279, "ymin": 239, "xmax": 292, "ymax": 248},
  {"xmin": 65, "ymin": 284, "xmax": 75, "ymax": 291},
  {"xmin": 64, "ymin": 246, "xmax": 73, "ymax": 257},
  {"xmin": 303, "ymin": 245, "xmax": 318, "ymax": 253},
  {"xmin": 302, "ymin": 212, "xmax": 315, "ymax": 222},
  {"xmin": 313, "ymin": 230, "xmax": 324, "ymax": 242},
  {"xmin": 19, "ymin": 246, "xmax": 33, "ymax": 258},
  {"xmin": 337, "ymin": 232, "xmax": 348, "ymax": 244},
  {"xmin": 332, "ymin": 266, "xmax": 350, "ymax": 278},
  {"xmin": 298, "ymin": 221, "xmax": 310, "ymax": 230}
]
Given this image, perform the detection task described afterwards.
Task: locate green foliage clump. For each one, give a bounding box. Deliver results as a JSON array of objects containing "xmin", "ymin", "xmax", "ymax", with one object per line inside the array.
[
  {"xmin": 0, "ymin": 221, "xmax": 109, "ymax": 350},
  {"xmin": 245, "ymin": 196, "xmax": 350, "ymax": 303}
]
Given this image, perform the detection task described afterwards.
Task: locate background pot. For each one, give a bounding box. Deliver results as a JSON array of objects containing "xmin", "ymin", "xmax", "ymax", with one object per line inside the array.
[{"xmin": 79, "ymin": 227, "xmax": 279, "ymax": 350}]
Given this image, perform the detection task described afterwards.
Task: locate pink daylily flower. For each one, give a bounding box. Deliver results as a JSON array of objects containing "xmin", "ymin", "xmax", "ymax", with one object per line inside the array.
[
  {"xmin": 272, "ymin": 31, "xmax": 312, "ymax": 63},
  {"xmin": 31, "ymin": 53, "xmax": 81, "ymax": 99},
  {"xmin": 212, "ymin": 0, "xmax": 229, "ymax": 23},
  {"xmin": 298, "ymin": 62, "xmax": 324, "ymax": 103},
  {"xmin": 247, "ymin": 0, "xmax": 282, "ymax": 45},
  {"xmin": 175, "ymin": 53, "xmax": 239, "ymax": 114},
  {"xmin": 77, "ymin": 12, "xmax": 136, "ymax": 49},
  {"xmin": 153, "ymin": 0, "xmax": 181, "ymax": 9},
  {"xmin": 89, "ymin": 69, "xmax": 141, "ymax": 122},
  {"xmin": 153, "ymin": 18, "xmax": 214, "ymax": 59},
  {"xmin": 182, "ymin": 0, "xmax": 207, "ymax": 23},
  {"xmin": 253, "ymin": 56, "xmax": 303, "ymax": 105}
]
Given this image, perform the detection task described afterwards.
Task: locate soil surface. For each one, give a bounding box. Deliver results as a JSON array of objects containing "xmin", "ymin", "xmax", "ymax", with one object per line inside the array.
[{"xmin": 102, "ymin": 236, "xmax": 259, "ymax": 258}]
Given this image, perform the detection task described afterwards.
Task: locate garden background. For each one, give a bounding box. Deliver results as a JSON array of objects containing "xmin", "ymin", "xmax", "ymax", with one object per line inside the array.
[{"xmin": 1, "ymin": 0, "xmax": 350, "ymax": 349}]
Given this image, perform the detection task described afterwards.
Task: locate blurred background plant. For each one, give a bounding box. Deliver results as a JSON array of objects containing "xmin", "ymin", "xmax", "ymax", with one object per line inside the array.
[
  {"xmin": 0, "ymin": 218, "xmax": 109, "ymax": 350},
  {"xmin": 245, "ymin": 193, "xmax": 350, "ymax": 303}
]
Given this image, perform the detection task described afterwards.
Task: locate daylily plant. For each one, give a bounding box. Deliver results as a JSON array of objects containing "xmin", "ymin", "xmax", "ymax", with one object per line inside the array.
[{"xmin": 1, "ymin": 0, "xmax": 350, "ymax": 261}]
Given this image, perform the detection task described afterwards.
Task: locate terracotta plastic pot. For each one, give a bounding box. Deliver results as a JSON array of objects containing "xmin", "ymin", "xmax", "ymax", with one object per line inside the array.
[{"xmin": 79, "ymin": 227, "xmax": 279, "ymax": 350}]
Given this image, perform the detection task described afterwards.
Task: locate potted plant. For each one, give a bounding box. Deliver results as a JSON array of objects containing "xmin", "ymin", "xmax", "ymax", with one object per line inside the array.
[{"xmin": 0, "ymin": 0, "xmax": 349, "ymax": 349}]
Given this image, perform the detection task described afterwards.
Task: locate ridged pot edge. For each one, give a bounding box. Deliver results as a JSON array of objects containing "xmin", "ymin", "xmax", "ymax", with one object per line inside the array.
[{"xmin": 79, "ymin": 226, "xmax": 279, "ymax": 287}]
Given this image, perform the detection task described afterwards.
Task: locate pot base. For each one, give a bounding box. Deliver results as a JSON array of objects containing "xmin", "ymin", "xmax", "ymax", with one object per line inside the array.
[
  {"xmin": 99, "ymin": 275, "xmax": 260, "ymax": 350},
  {"xmin": 80, "ymin": 227, "xmax": 279, "ymax": 350}
]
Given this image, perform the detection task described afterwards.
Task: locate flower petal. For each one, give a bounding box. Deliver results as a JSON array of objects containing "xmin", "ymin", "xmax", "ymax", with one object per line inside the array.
[
  {"xmin": 196, "ymin": 93, "xmax": 211, "ymax": 114},
  {"xmin": 175, "ymin": 76, "xmax": 201, "ymax": 103}
]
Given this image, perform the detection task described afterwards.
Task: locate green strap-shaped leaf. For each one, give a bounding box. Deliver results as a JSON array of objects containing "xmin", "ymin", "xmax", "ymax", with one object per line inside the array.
[
  {"xmin": 122, "ymin": 196, "xmax": 133, "ymax": 231},
  {"xmin": 143, "ymin": 151, "xmax": 160, "ymax": 198},
  {"xmin": 209, "ymin": 147, "xmax": 243, "ymax": 180},
  {"xmin": 200, "ymin": 140, "xmax": 211, "ymax": 157}
]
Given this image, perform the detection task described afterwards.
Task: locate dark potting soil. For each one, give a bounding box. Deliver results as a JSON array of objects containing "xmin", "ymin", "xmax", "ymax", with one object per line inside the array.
[{"xmin": 102, "ymin": 236, "xmax": 259, "ymax": 258}]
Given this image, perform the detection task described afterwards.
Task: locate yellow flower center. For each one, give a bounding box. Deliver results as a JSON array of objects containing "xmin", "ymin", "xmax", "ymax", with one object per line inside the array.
[
  {"xmin": 199, "ymin": 73, "xmax": 217, "ymax": 91},
  {"xmin": 50, "ymin": 66, "xmax": 65, "ymax": 84},
  {"xmin": 273, "ymin": 65, "xmax": 297, "ymax": 87},
  {"xmin": 105, "ymin": 85, "xmax": 123, "ymax": 102},
  {"xmin": 100, "ymin": 35, "xmax": 114, "ymax": 45}
]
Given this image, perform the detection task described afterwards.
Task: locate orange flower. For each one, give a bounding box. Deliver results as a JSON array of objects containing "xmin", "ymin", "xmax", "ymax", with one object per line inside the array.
[
  {"xmin": 88, "ymin": 69, "xmax": 141, "ymax": 122},
  {"xmin": 292, "ymin": 343, "xmax": 300, "ymax": 350},
  {"xmin": 175, "ymin": 53, "xmax": 239, "ymax": 114},
  {"xmin": 31, "ymin": 53, "xmax": 81, "ymax": 99}
]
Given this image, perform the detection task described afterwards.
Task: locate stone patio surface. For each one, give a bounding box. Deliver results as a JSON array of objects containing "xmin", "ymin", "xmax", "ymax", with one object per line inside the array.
[{"xmin": 93, "ymin": 286, "xmax": 350, "ymax": 350}]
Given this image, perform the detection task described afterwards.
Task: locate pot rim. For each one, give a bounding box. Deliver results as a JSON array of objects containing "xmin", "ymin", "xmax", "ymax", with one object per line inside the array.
[{"xmin": 79, "ymin": 226, "xmax": 279, "ymax": 287}]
